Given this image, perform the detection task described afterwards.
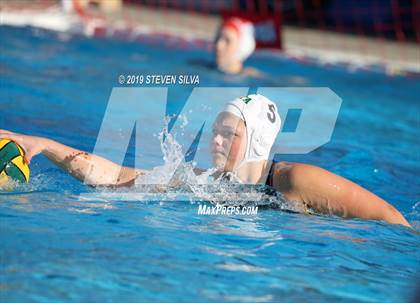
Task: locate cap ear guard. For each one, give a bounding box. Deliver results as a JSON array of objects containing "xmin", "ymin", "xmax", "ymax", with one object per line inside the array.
[
  {"xmin": 261, "ymin": 133, "xmax": 273, "ymax": 150},
  {"xmin": 252, "ymin": 136, "xmax": 265, "ymax": 156}
]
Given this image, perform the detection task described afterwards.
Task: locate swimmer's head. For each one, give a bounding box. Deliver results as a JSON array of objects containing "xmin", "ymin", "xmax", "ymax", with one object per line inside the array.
[
  {"xmin": 211, "ymin": 94, "xmax": 281, "ymax": 171},
  {"xmin": 215, "ymin": 17, "xmax": 256, "ymax": 73}
]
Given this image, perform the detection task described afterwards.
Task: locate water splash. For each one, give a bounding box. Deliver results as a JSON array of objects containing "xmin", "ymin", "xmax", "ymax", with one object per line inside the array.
[{"xmin": 99, "ymin": 117, "xmax": 296, "ymax": 211}]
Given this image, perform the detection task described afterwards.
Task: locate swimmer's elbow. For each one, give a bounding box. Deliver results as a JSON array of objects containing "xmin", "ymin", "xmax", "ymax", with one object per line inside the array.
[
  {"xmin": 82, "ymin": 176, "xmax": 131, "ymax": 188},
  {"xmin": 85, "ymin": 177, "xmax": 135, "ymax": 189},
  {"xmin": 115, "ymin": 167, "xmax": 145, "ymax": 187},
  {"xmin": 84, "ymin": 167, "xmax": 144, "ymax": 188}
]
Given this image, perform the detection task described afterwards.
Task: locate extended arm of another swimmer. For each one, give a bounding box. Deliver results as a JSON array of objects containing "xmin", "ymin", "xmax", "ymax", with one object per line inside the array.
[
  {"xmin": 0, "ymin": 130, "xmax": 143, "ymax": 187},
  {"xmin": 271, "ymin": 162, "xmax": 411, "ymax": 227}
]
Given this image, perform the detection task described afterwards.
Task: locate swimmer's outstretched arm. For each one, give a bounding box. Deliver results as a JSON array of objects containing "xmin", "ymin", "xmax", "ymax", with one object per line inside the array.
[
  {"xmin": 0, "ymin": 130, "xmax": 144, "ymax": 187},
  {"xmin": 272, "ymin": 162, "xmax": 411, "ymax": 227}
]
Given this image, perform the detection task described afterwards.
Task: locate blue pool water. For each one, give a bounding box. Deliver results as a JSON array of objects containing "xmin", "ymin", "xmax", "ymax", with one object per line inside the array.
[{"xmin": 1, "ymin": 26, "xmax": 419, "ymax": 303}]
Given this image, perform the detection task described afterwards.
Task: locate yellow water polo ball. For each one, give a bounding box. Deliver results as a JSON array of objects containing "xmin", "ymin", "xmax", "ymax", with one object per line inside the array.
[{"xmin": 0, "ymin": 139, "xmax": 30, "ymax": 185}]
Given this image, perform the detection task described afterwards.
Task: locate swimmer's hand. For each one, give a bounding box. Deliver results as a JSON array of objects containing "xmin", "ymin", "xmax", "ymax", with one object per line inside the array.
[
  {"xmin": 0, "ymin": 129, "xmax": 46, "ymax": 164},
  {"xmin": 0, "ymin": 129, "xmax": 145, "ymax": 187}
]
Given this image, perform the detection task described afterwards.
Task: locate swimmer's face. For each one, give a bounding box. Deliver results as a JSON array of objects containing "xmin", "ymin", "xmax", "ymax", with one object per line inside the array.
[
  {"xmin": 211, "ymin": 112, "xmax": 247, "ymax": 171},
  {"xmin": 215, "ymin": 27, "xmax": 240, "ymax": 69}
]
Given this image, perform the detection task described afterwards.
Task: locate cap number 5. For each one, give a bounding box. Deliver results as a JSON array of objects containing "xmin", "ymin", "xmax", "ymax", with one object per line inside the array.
[{"xmin": 267, "ymin": 104, "xmax": 276, "ymax": 123}]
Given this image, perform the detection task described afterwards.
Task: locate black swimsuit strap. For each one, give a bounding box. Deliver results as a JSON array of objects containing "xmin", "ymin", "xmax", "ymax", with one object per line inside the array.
[{"xmin": 265, "ymin": 162, "xmax": 275, "ymax": 187}]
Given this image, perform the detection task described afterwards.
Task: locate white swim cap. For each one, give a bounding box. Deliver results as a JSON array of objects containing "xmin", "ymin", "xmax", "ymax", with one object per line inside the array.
[
  {"xmin": 221, "ymin": 17, "xmax": 256, "ymax": 61},
  {"xmin": 222, "ymin": 94, "xmax": 281, "ymax": 165}
]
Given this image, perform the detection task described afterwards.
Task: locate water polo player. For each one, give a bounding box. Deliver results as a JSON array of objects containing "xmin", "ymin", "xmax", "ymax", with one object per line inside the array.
[
  {"xmin": 214, "ymin": 17, "xmax": 260, "ymax": 76},
  {"xmin": 0, "ymin": 94, "xmax": 410, "ymax": 227}
]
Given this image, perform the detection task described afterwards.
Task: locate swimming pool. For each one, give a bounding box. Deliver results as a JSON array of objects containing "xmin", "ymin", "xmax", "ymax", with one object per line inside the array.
[{"xmin": 1, "ymin": 25, "xmax": 419, "ymax": 303}]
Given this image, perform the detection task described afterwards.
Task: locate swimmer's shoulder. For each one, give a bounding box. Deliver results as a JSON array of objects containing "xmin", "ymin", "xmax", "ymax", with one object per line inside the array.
[
  {"xmin": 270, "ymin": 161, "xmax": 356, "ymax": 202},
  {"xmin": 269, "ymin": 161, "xmax": 320, "ymax": 200},
  {"xmin": 269, "ymin": 162, "xmax": 292, "ymax": 189},
  {"xmin": 271, "ymin": 161, "xmax": 327, "ymax": 185}
]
